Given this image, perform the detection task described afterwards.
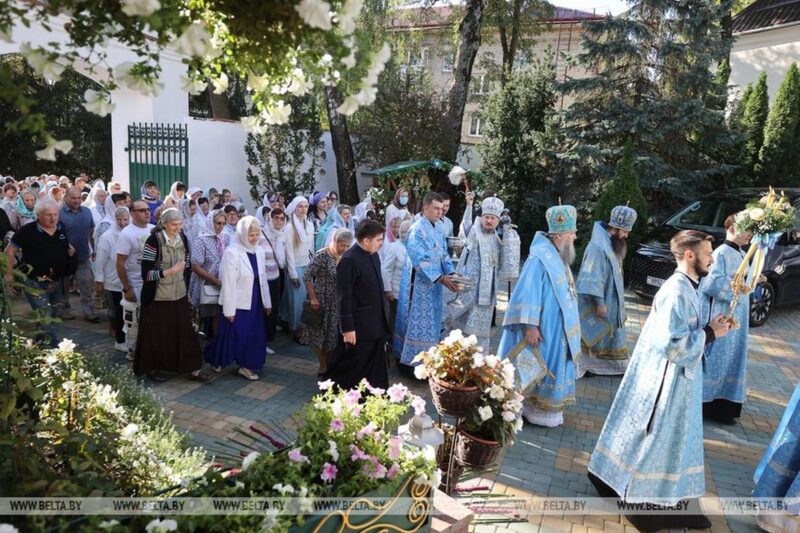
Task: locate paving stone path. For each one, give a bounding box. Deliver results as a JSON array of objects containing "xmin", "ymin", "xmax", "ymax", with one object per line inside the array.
[{"xmin": 19, "ymin": 288, "xmax": 800, "ymax": 533}]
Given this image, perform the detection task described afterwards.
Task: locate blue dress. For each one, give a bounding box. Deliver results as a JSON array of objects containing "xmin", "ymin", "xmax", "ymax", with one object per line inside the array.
[{"xmin": 204, "ymin": 253, "xmax": 267, "ymax": 371}]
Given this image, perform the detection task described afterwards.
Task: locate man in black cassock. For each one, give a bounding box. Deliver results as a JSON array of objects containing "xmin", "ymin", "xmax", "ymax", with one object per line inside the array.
[{"xmin": 327, "ymin": 219, "xmax": 390, "ymax": 390}]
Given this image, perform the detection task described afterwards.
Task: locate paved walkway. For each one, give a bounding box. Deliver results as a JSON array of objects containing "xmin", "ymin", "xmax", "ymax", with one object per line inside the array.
[{"xmin": 16, "ymin": 289, "xmax": 800, "ymax": 533}]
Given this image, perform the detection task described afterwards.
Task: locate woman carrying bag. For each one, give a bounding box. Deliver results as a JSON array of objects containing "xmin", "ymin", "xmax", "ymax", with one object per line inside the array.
[
  {"xmin": 189, "ymin": 209, "xmax": 229, "ymax": 339},
  {"xmin": 204, "ymin": 216, "xmax": 272, "ymax": 380}
]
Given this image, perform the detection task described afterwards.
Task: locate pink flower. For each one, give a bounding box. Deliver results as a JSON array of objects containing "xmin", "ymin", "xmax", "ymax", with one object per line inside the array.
[
  {"xmin": 321, "ymin": 462, "xmax": 338, "ymax": 482},
  {"xmin": 352, "ymin": 404, "xmax": 363, "ymax": 417},
  {"xmin": 330, "ymin": 419, "xmax": 344, "ymax": 432},
  {"xmin": 386, "ymin": 383, "xmax": 408, "ymax": 403},
  {"xmin": 361, "ymin": 379, "xmax": 385, "ymax": 396},
  {"xmin": 361, "ymin": 456, "xmax": 387, "ymax": 480},
  {"xmin": 350, "ymin": 444, "xmax": 368, "ymax": 462},
  {"xmin": 344, "ymin": 389, "xmax": 362, "ymax": 407},
  {"xmin": 288, "ymin": 447, "xmax": 310, "ymax": 464},
  {"xmin": 357, "ymin": 422, "xmax": 377, "ymax": 440},
  {"xmin": 387, "ymin": 463, "xmax": 400, "ymax": 479},
  {"xmin": 411, "ymin": 396, "xmax": 426, "ymax": 416},
  {"xmin": 388, "ymin": 436, "xmax": 403, "ymax": 461}
]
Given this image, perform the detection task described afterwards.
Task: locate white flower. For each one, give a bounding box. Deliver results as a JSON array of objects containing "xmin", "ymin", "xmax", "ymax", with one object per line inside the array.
[
  {"xmin": 411, "ymin": 396, "xmax": 426, "ymax": 416},
  {"xmin": 260, "ymin": 510, "xmax": 279, "ymax": 531},
  {"xmin": 489, "ymin": 384, "xmax": 505, "ymax": 400},
  {"xmin": 478, "ymin": 405, "xmax": 493, "ymax": 422},
  {"xmin": 98, "ymin": 520, "xmax": 120, "ymax": 529},
  {"xmin": 472, "ymin": 353, "xmax": 485, "ymax": 368},
  {"xmin": 338, "ymin": 0, "xmax": 363, "ymax": 34},
  {"xmin": 121, "ymin": 0, "xmax": 160, "ymax": 17},
  {"xmin": 375, "ymin": 42, "xmax": 392, "ymax": 65},
  {"xmin": 413, "ymin": 364, "xmax": 429, "ymax": 380},
  {"xmin": 514, "ymin": 417, "xmax": 524, "ymax": 431},
  {"xmin": 242, "ymin": 451, "xmax": 260, "ymax": 471},
  {"xmin": 484, "ymin": 355, "xmax": 499, "ymax": 369},
  {"xmin": 318, "ymin": 379, "xmax": 335, "ymax": 391},
  {"xmin": 501, "ymin": 363, "xmax": 515, "ymax": 388},
  {"xmin": 341, "ymin": 50, "xmax": 357, "ymax": 69},
  {"xmin": 295, "ymin": 0, "xmax": 333, "ymax": 30},
  {"xmin": 121, "ymin": 423, "xmax": 139, "ymax": 439},
  {"xmin": 180, "ymin": 75, "xmax": 207, "ymax": 95},
  {"xmin": 247, "ymin": 72, "xmax": 269, "ymax": 92},
  {"xmin": 0, "ymin": 524, "xmax": 19, "ymax": 533},
  {"xmin": 328, "ymin": 440, "xmax": 339, "ymax": 461},
  {"xmin": 211, "ymin": 73, "xmax": 229, "ymax": 95},
  {"xmin": 427, "ymin": 468, "xmax": 442, "ymax": 489},
  {"xmin": 234, "ymin": 480, "xmax": 245, "ymax": 489},
  {"xmin": 421, "ymin": 445, "xmax": 436, "ymax": 462},
  {"xmin": 273, "ymin": 483, "xmax": 294, "ymax": 495},
  {"xmin": 355, "ymin": 84, "xmax": 377, "ymax": 106},
  {"xmin": 83, "ymin": 89, "xmax": 116, "ymax": 117},
  {"xmin": 287, "ymin": 69, "xmax": 313, "ymax": 97},
  {"xmin": 263, "ymin": 100, "xmax": 292, "ymax": 125},
  {"xmin": 114, "ymin": 62, "xmax": 163, "ymax": 96},
  {"xmin": 241, "ymin": 116, "xmax": 267, "ymax": 135},
  {"xmin": 336, "ymin": 95, "xmax": 360, "ymax": 116},
  {"xmin": 502, "ymin": 410, "xmax": 516, "ymax": 422},
  {"xmin": 749, "ymin": 208, "xmax": 765, "ymax": 222},
  {"xmin": 61, "ymin": 381, "xmax": 76, "ymax": 392},
  {"xmin": 174, "ymin": 22, "xmax": 213, "ymax": 57},
  {"xmin": 20, "ymin": 42, "xmax": 66, "ymax": 83},
  {"xmin": 57, "ymin": 339, "xmax": 76, "ymax": 353},
  {"xmin": 145, "ymin": 518, "xmax": 177, "ymax": 532},
  {"xmin": 444, "ymin": 329, "xmax": 464, "ymax": 345},
  {"xmin": 0, "ymin": 27, "xmax": 12, "ymax": 43},
  {"xmin": 36, "ymin": 138, "xmax": 73, "ymax": 161}
]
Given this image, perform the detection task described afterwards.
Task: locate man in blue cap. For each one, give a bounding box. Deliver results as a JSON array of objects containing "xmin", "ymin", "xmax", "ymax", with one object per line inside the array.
[
  {"xmin": 497, "ymin": 203, "xmax": 582, "ymax": 428},
  {"xmin": 576, "ymin": 205, "xmax": 637, "ymax": 376}
]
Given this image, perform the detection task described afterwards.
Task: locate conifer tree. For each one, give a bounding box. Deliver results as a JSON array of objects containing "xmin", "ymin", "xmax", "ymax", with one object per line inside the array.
[
  {"xmin": 742, "ymin": 72, "xmax": 769, "ymax": 178},
  {"xmin": 756, "ymin": 63, "xmax": 800, "ymax": 186},
  {"xmin": 729, "ymin": 82, "xmax": 752, "ymax": 129}
]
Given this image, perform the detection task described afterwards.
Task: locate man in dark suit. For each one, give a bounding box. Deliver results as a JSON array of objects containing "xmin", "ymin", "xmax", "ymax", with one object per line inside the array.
[{"xmin": 328, "ymin": 219, "xmax": 390, "ymax": 390}]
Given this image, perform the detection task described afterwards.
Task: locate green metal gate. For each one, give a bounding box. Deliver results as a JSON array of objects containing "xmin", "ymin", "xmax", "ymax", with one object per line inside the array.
[{"xmin": 126, "ymin": 123, "xmax": 188, "ymax": 196}]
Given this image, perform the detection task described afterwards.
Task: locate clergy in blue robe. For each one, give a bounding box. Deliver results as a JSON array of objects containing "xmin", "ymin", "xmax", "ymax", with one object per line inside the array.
[
  {"xmin": 588, "ymin": 230, "xmax": 732, "ymax": 531},
  {"xmin": 497, "ymin": 204, "xmax": 582, "ymax": 428},
  {"xmin": 576, "ymin": 206, "xmax": 637, "ymax": 376},
  {"xmin": 752, "ymin": 380, "xmax": 800, "ymax": 533},
  {"xmin": 394, "ymin": 192, "xmax": 455, "ymax": 367},
  {"xmin": 699, "ymin": 215, "xmax": 752, "ymax": 424}
]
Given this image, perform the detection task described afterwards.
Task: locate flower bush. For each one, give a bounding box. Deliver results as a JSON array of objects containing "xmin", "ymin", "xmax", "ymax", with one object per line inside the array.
[
  {"xmin": 179, "ymin": 379, "xmax": 439, "ymax": 532},
  {"xmin": 413, "ymin": 330, "xmax": 524, "ymax": 445},
  {"xmin": 735, "ymin": 187, "xmax": 796, "ymax": 237}
]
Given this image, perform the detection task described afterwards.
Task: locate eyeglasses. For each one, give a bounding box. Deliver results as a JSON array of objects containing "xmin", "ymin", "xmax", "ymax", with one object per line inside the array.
[{"xmin": 131, "ymin": 208, "xmax": 151, "ymax": 213}]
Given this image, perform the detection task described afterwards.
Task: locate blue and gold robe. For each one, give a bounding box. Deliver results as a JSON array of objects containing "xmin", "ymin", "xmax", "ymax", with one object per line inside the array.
[
  {"xmin": 497, "ymin": 232, "xmax": 581, "ymax": 413},
  {"xmin": 576, "ymin": 221, "xmax": 629, "ymax": 375},
  {"xmin": 394, "ymin": 217, "xmax": 454, "ymax": 366},
  {"xmin": 589, "ymin": 272, "xmax": 706, "ymax": 504},
  {"xmin": 699, "ymin": 242, "xmax": 749, "ymax": 405}
]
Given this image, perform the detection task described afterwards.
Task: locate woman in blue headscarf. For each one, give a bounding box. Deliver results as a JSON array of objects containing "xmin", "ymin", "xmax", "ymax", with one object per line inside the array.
[{"xmin": 322, "ymin": 204, "xmax": 355, "ymax": 248}]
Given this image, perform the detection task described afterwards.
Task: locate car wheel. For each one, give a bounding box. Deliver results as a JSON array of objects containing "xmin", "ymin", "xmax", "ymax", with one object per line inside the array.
[{"xmin": 750, "ymin": 281, "xmax": 775, "ymax": 328}]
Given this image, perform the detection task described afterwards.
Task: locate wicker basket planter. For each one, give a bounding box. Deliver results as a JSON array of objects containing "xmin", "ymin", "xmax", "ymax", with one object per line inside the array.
[
  {"xmin": 428, "ymin": 377, "xmax": 481, "ymax": 418},
  {"xmin": 454, "ymin": 424, "xmax": 502, "ymax": 469}
]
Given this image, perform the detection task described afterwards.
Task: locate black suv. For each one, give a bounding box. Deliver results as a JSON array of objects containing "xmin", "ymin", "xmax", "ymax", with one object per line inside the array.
[{"xmin": 629, "ymin": 188, "xmax": 800, "ymax": 326}]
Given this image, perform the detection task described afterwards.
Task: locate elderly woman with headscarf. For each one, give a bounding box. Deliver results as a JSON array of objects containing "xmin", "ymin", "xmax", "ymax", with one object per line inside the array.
[
  {"xmin": 204, "ymin": 216, "xmax": 272, "ymax": 380},
  {"xmin": 134, "ymin": 207, "xmax": 209, "ymax": 383},
  {"xmin": 83, "ymin": 183, "xmax": 108, "ymax": 227},
  {"xmin": 93, "ymin": 193, "xmax": 119, "ymax": 243},
  {"xmin": 47, "ymin": 182, "xmax": 65, "ymax": 206},
  {"xmin": 302, "ymin": 228, "xmax": 354, "ymax": 377},
  {"xmin": 107, "ymin": 180, "xmax": 122, "ymax": 194},
  {"xmin": 189, "ymin": 209, "xmax": 229, "ymax": 339},
  {"xmin": 323, "ymin": 204, "xmax": 355, "ymax": 248},
  {"xmin": 385, "ymin": 188, "xmax": 411, "ymax": 225},
  {"xmin": 95, "ymin": 206, "xmax": 130, "ymax": 351},
  {"xmin": 381, "ymin": 219, "xmax": 412, "ymax": 353},
  {"xmin": 259, "ymin": 208, "xmax": 290, "ymax": 352},
  {"xmin": 353, "ymin": 193, "xmax": 375, "ymax": 224},
  {"xmin": 279, "ymin": 195, "xmax": 314, "ymax": 342},
  {"xmin": 10, "ymin": 189, "xmax": 37, "ymax": 230},
  {"xmin": 179, "ymin": 198, "xmax": 200, "ymax": 242}
]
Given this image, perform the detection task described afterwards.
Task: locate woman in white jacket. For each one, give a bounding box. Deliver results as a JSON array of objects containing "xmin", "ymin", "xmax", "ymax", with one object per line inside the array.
[
  {"xmin": 203, "ymin": 216, "xmax": 272, "ymax": 380},
  {"xmin": 381, "ymin": 219, "xmax": 412, "ymax": 354},
  {"xmin": 94, "ymin": 206, "xmax": 130, "ymax": 352}
]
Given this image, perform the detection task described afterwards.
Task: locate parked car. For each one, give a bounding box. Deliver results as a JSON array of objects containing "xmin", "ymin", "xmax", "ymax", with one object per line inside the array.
[{"xmin": 629, "ymin": 188, "xmax": 800, "ymax": 327}]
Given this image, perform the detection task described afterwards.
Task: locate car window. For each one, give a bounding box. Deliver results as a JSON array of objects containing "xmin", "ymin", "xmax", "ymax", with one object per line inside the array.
[{"xmin": 667, "ymin": 199, "xmax": 746, "ymax": 230}]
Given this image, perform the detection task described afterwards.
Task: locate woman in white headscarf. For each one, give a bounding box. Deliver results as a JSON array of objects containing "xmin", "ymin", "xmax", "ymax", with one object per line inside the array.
[
  {"xmin": 190, "ymin": 209, "xmax": 229, "ymax": 338},
  {"xmin": 204, "ymin": 216, "xmax": 272, "ymax": 380},
  {"xmin": 280, "ymin": 195, "xmax": 313, "ymax": 343},
  {"xmin": 83, "ymin": 184, "xmax": 108, "ymax": 227},
  {"xmin": 167, "ymin": 181, "xmax": 186, "ymax": 203},
  {"xmin": 94, "ymin": 206, "xmax": 130, "ymax": 352},
  {"xmin": 94, "ymin": 192, "xmax": 118, "ymax": 242},
  {"xmin": 46, "ymin": 182, "xmax": 65, "ymax": 206},
  {"xmin": 258, "ymin": 207, "xmax": 289, "ymax": 354},
  {"xmin": 179, "ymin": 198, "xmax": 199, "ymax": 242}
]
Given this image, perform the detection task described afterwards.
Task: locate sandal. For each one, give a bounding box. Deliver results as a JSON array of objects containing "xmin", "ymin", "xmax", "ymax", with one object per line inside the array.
[
  {"xmin": 188, "ymin": 370, "xmax": 211, "ymax": 382},
  {"xmin": 238, "ymin": 368, "xmax": 259, "ymax": 381}
]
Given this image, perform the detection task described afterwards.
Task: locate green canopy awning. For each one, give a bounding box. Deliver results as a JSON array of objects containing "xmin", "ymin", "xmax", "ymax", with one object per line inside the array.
[{"xmin": 362, "ymin": 159, "xmax": 486, "ymax": 181}]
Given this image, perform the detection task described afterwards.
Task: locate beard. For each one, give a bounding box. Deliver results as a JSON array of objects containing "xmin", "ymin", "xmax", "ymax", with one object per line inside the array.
[
  {"xmin": 480, "ymin": 223, "xmax": 496, "ymax": 234},
  {"xmin": 610, "ymin": 234, "xmax": 627, "ymax": 263},
  {"xmin": 693, "ymin": 256, "xmax": 710, "ymax": 277},
  {"xmin": 556, "ymin": 240, "xmax": 576, "ymax": 266}
]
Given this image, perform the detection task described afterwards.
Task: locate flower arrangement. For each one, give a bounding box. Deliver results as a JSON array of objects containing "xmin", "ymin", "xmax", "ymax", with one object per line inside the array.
[
  {"xmin": 734, "ymin": 187, "xmax": 796, "ymax": 237},
  {"xmin": 412, "ymin": 329, "xmax": 487, "ymax": 386},
  {"xmin": 182, "ymin": 379, "xmax": 439, "ymax": 532}
]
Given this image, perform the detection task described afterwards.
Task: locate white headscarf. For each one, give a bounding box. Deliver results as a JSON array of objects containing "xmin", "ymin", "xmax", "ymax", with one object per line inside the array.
[
  {"xmin": 84, "ymin": 185, "xmax": 108, "ymax": 226},
  {"xmin": 187, "ymin": 187, "xmax": 202, "ymax": 198},
  {"xmin": 200, "ymin": 208, "xmax": 226, "ymax": 238},
  {"xmin": 179, "ymin": 199, "xmax": 198, "ymax": 241},
  {"xmin": 168, "ymin": 181, "xmax": 185, "ymax": 203},
  {"xmin": 232, "ymin": 215, "xmax": 261, "ymax": 253},
  {"xmin": 255, "ymin": 205, "xmax": 271, "ymax": 227},
  {"xmin": 285, "ymin": 195, "xmax": 310, "ymax": 245},
  {"xmin": 94, "ymin": 193, "xmax": 118, "ymax": 241}
]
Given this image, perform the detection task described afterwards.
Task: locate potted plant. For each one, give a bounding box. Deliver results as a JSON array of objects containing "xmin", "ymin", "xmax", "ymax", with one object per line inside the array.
[
  {"xmin": 454, "ymin": 354, "xmax": 524, "ymax": 469},
  {"xmin": 413, "ymin": 329, "xmax": 486, "ymax": 418}
]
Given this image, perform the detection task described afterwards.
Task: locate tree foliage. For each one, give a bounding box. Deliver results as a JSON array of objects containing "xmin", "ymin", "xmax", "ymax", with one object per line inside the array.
[
  {"xmin": 479, "ymin": 57, "xmax": 556, "ymax": 249},
  {"xmin": 558, "ymin": 0, "xmax": 736, "ymax": 218},
  {"xmin": 349, "ymin": 66, "xmax": 450, "ymax": 169},
  {"xmin": 756, "ymin": 63, "xmax": 800, "ymax": 186},
  {"xmin": 0, "ymin": 54, "xmax": 111, "ymax": 178},
  {"xmin": 741, "ymin": 72, "xmax": 769, "ymax": 178},
  {"xmin": 244, "ymin": 93, "xmax": 326, "ymax": 202}
]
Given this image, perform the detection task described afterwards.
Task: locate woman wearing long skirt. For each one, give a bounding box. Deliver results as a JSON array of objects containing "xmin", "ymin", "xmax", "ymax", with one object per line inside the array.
[
  {"xmin": 134, "ymin": 208, "xmax": 209, "ymax": 382},
  {"xmin": 204, "ymin": 216, "xmax": 272, "ymax": 380},
  {"xmin": 189, "ymin": 209, "xmax": 228, "ymax": 339},
  {"xmin": 302, "ymin": 228, "xmax": 353, "ymax": 377},
  {"xmin": 280, "ymin": 196, "xmax": 313, "ymax": 343},
  {"xmin": 260, "ymin": 208, "xmax": 289, "ymax": 353}
]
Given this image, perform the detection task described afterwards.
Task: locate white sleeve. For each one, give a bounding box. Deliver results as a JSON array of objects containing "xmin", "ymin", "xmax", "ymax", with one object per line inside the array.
[
  {"xmin": 94, "ymin": 233, "xmax": 111, "ymax": 283},
  {"xmin": 381, "ymin": 244, "xmax": 397, "ymax": 292},
  {"xmin": 285, "ymin": 241, "xmax": 298, "ymax": 280},
  {"xmin": 219, "ymin": 249, "xmax": 239, "ymax": 318},
  {"xmin": 114, "ymin": 231, "xmax": 131, "ymax": 258}
]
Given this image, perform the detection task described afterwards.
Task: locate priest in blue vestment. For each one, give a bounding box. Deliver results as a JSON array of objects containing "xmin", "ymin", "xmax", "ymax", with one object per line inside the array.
[
  {"xmin": 394, "ymin": 192, "xmax": 456, "ymax": 368},
  {"xmin": 699, "ymin": 214, "xmax": 752, "ymax": 424},
  {"xmin": 576, "ymin": 205, "xmax": 637, "ymax": 376},
  {"xmin": 588, "ymin": 230, "xmax": 732, "ymax": 531},
  {"xmin": 497, "ymin": 203, "xmax": 582, "ymax": 428}
]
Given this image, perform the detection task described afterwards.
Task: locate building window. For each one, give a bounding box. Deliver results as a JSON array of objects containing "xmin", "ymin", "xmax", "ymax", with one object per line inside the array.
[
  {"xmin": 473, "ymin": 75, "xmax": 493, "ymax": 95},
  {"xmin": 468, "ymin": 115, "xmax": 483, "ymax": 137},
  {"xmin": 407, "ymin": 47, "xmax": 428, "ymax": 69},
  {"xmin": 442, "ymin": 52, "xmax": 454, "ymax": 73}
]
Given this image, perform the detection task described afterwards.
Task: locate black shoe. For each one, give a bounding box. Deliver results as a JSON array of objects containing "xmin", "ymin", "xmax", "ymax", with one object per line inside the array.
[{"xmin": 147, "ymin": 372, "xmax": 167, "ymax": 383}]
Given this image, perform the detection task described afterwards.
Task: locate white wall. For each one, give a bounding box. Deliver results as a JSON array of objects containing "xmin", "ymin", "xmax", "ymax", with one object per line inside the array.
[{"xmin": 730, "ymin": 23, "xmax": 800, "ymax": 100}]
